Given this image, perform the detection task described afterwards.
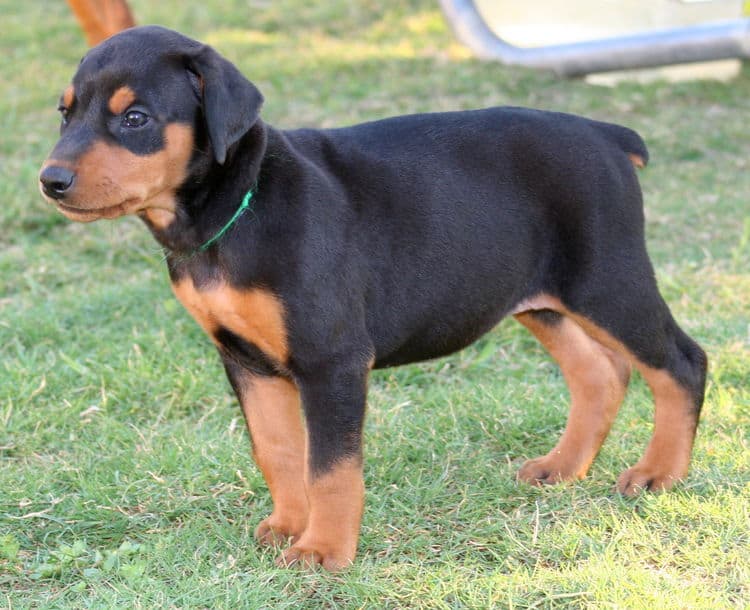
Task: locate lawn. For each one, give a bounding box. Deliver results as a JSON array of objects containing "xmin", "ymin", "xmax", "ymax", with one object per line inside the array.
[{"xmin": 1, "ymin": 0, "xmax": 749, "ymax": 607}]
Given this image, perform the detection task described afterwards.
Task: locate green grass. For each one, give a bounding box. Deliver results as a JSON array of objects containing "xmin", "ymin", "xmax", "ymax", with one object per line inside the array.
[{"xmin": 1, "ymin": 0, "xmax": 749, "ymax": 607}]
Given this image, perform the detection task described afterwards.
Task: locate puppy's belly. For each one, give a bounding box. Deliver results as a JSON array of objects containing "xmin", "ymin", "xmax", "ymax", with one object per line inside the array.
[{"xmin": 371, "ymin": 303, "xmax": 510, "ymax": 368}]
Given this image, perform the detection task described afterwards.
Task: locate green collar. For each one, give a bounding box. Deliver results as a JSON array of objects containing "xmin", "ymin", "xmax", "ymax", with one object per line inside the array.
[{"xmin": 199, "ymin": 188, "xmax": 254, "ymax": 251}]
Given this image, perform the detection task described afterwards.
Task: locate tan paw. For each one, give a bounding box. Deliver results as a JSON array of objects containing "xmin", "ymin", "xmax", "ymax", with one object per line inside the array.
[
  {"xmin": 616, "ymin": 464, "xmax": 684, "ymax": 497},
  {"xmin": 517, "ymin": 454, "xmax": 585, "ymax": 486},
  {"xmin": 276, "ymin": 536, "xmax": 354, "ymax": 572},
  {"xmin": 254, "ymin": 514, "xmax": 306, "ymax": 547}
]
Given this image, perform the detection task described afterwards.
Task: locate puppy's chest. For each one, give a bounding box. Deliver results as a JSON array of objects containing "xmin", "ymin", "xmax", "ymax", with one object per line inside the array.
[{"xmin": 171, "ymin": 277, "xmax": 289, "ymax": 366}]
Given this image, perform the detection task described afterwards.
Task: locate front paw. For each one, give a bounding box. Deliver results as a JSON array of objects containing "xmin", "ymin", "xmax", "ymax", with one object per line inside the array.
[
  {"xmin": 616, "ymin": 463, "xmax": 684, "ymax": 497},
  {"xmin": 276, "ymin": 539, "xmax": 354, "ymax": 572},
  {"xmin": 517, "ymin": 454, "xmax": 585, "ymax": 485},
  {"xmin": 254, "ymin": 513, "xmax": 306, "ymax": 547}
]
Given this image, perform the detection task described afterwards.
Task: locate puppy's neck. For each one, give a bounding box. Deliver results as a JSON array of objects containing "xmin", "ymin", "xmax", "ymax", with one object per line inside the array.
[{"xmin": 141, "ymin": 120, "xmax": 268, "ymax": 255}]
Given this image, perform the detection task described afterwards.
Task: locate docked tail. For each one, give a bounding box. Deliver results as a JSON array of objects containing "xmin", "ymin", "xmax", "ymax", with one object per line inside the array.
[{"xmin": 593, "ymin": 121, "xmax": 650, "ymax": 169}]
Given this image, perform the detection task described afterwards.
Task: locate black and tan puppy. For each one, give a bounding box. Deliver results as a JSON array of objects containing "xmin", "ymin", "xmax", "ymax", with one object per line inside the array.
[{"xmin": 39, "ymin": 26, "xmax": 707, "ymax": 571}]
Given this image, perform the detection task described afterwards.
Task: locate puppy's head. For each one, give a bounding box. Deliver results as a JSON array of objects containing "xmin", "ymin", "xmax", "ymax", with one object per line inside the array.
[{"xmin": 39, "ymin": 25, "xmax": 263, "ymax": 223}]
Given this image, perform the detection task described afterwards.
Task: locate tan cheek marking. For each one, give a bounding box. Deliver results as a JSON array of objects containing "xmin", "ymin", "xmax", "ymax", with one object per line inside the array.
[
  {"xmin": 69, "ymin": 123, "xmax": 194, "ymax": 216},
  {"xmin": 171, "ymin": 279, "xmax": 289, "ymax": 365},
  {"xmin": 108, "ymin": 85, "xmax": 136, "ymax": 115},
  {"xmin": 146, "ymin": 123, "xmax": 194, "ymax": 215},
  {"xmin": 62, "ymin": 85, "xmax": 75, "ymax": 109}
]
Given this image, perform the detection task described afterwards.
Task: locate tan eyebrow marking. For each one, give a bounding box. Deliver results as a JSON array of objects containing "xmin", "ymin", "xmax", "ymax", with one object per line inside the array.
[
  {"xmin": 62, "ymin": 85, "xmax": 75, "ymax": 108},
  {"xmin": 108, "ymin": 85, "xmax": 137, "ymax": 115}
]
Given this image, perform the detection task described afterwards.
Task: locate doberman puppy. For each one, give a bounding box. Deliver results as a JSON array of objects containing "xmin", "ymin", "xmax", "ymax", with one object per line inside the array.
[{"xmin": 39, "ymin": 26, "xmax": 707, "ymax": 571}]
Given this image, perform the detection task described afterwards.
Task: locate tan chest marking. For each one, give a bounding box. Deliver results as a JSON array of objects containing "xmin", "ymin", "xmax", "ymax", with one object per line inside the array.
[{"xmin": 172, "ymin": 279, "xmax": 289, "ymax": 364}]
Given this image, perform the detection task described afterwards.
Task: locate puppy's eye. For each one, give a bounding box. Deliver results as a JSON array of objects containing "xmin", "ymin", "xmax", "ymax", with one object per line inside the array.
[
  {"xmin": 122, "ymin": 110, "xmax": 149, "ymax": 128},
  {"xmin": 57, "ymin": 105, "xmax": 69, "ymax": 125}
]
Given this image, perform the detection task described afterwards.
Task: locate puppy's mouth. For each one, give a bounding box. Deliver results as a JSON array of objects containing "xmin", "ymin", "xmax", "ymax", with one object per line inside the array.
[{"xmin": 55, "ymin": 198, "xmax": 139, "ymax": 222}]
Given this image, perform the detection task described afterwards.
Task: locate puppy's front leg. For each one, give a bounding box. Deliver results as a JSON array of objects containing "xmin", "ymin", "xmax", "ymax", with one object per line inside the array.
[
  {"xmin": 278, "ymin": 361, "xmax": 369, "ymax": 572},
  {"xmin": 222, "ymin": 360, "xmax": 310, "ymax": 545}
]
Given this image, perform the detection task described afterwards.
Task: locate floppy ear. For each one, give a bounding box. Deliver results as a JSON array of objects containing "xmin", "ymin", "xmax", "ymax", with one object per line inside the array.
[{"xmin": 186, "ymin": 44, "xmax": 264, "ymax": 165}]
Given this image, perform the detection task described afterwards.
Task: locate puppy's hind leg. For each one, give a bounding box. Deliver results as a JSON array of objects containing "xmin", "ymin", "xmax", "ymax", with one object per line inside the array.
[
  {"xmin": 514, "ymin": 309, "xmax": 631, "ymax": 485},
  {"xmin": 562, "ymin": 288, "xmax": 707, "ymax": 495}
]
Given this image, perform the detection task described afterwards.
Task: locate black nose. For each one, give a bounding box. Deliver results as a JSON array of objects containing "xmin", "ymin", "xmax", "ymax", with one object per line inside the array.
[{"xmin": 39, "ymin": 165, "xmax": 75, "ymax": 199}]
